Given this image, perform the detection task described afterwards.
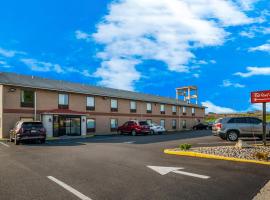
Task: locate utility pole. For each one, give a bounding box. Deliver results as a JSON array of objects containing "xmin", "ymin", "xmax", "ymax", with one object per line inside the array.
[{"xmin": 262, "ymin": 102, "xmax": 267, "ymax": 146}]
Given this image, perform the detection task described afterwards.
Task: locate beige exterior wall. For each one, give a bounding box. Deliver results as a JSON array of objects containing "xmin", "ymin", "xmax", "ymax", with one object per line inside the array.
[{"xmin": 0, "ymin": 85, "xmax": 205, "ymax": 138}]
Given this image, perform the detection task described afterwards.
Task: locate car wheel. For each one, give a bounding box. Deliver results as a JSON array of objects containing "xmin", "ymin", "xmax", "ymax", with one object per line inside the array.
[
  {"xmin": 131, "ymin": 130, "xmax": 136, "ymax": 136},
  {"xmin": 227, "ymin": 131, "xmax": 239, "ymax": 141},
  {"xmin": 14, "ymin": 136, "xmax": 20, "ymax": 145},
  {"xmin": 150, "ymin": 130, "xmax": 155, "ymax": 135}
]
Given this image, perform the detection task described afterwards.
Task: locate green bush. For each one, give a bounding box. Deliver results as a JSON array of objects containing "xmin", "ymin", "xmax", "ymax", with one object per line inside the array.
[{"xmin": 180, "ymin": 143, "xmax": 192, "ymax": 151}]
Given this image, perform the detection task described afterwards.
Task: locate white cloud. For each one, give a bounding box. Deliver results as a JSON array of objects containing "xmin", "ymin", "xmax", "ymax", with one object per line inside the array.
[
  {"xmin": 249, "ymin": 43, "xmax": 270, "ymax": 52},
  {"xmin": 93, "ymin": 58, "xmax": 141, "ymax": 91},
  {"xmin": 249, "ymin": 103, "xmax": 270, "ymax": 112},
  {"xmin": 193, "ymin": 73, "xmax": 200, "ymax": 78},
  {"xmin": 0, "ymin": 47, "xmax": 25, "ymax": 58},
  {"xmin": 0, "ymin": 60, "xmax": 11, "ymax": 68},
  {"xmin": 239, "ymin": 30, "xmax": 255, "ymax": 38},
  {"xmin": 20, "ymin": 58, "xmax": 64, "ymax": 73},
  {"xmin": 220, "ymin": 79, "xmax": 245, "ymax": 88},
  {"xmin": 234, "ymin": 67, "xmax": 270, "ymax": 77},
  {"xmin": 92, "ymin": 0, "xmax": 255, "ymax": 90},
  {"xmin": 75, "ymin": 30, "xmax": 91, "ymax": 41},
  {"xmin": 202, "ymin": 101, "xmax": 236, "ymax": 114},
  {"xmin": 237, "ymin": 0, "xmax": 258, "ymax": 11}
]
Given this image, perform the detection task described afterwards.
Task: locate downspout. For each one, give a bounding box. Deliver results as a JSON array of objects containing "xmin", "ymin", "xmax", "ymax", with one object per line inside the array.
[{"xmin": 34, "ymin": 90, "xmax": 37, "ymax": 121}]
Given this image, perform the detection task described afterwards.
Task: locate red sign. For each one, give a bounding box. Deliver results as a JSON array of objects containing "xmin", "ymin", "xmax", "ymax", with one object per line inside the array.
[{"xmin": 251, "ymin": 90, "xmax": 270, "ymax": 103}]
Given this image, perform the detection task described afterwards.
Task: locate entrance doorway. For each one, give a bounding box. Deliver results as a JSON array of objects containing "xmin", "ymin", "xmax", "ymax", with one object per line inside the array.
[{"xmin": 53, "ymin": 115, "xmax": 81, "ymax": 137}]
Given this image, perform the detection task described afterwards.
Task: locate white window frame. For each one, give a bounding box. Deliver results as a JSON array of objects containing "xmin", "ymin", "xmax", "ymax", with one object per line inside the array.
[
  {"xmin": 111, "ymin": 99, "xmax": 118, "ymax": 109},
  {"xmin": 59, "ymin": 93, "xmax": 69, "ymax": 105},
  {"xmin": 160, "ymin": 104, "xmax": 165, "ymax": 112},
  {"xmin": 87, "ymin": 96, "xmax": 95, "ymax": 107},
  {"xmin": 172, "ymin": 105, "xmax": 177, "ymax": 113},
  {"xmin": 130, "ymin": 101, "xmax": 137, "ymax": 110},
  {"xmin": 160, "ymin": 119, "xmax": 165, "ymax": 127},
  {"xmin": 146, "ymin": 103, "xmax": 152, "ymax": 111}
]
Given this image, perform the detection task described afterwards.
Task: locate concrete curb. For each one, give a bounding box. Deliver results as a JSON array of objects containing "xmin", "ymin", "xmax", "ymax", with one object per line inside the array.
[
  {"xmin": 46, "ymin": 135, "xmax": 95, "ymax": 141},
  {"xmin": 253, "ymin": 181, "xmax": 270, "ymax": 200},
  {"xmin": 164, "ymin": 149, "xmax": 270, "ymax": 166}
]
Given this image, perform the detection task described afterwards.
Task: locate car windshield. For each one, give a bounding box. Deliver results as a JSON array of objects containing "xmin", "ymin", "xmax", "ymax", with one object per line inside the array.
[
  {"xmin": 22, "ymin": 122, "xmax": 43, "ymax": 128},
  {"xmin": 139, "ymin": 121, "xmax": 148, "ymax": 125},
  {"xmin": 151, "ymin": 123, "xmax": 159, "ymax": 126}
]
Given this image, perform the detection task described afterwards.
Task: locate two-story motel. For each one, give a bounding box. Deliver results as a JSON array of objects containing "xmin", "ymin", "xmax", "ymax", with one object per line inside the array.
[{"xmin": 0, "ymin": 72, "xmax": 205, "ymax": 138}]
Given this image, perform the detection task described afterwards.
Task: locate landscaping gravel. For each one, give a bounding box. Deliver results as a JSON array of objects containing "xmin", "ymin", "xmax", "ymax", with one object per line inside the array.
[{"xmin": 189, "ymin": 146, "xmax": 270, "ymax": 161}]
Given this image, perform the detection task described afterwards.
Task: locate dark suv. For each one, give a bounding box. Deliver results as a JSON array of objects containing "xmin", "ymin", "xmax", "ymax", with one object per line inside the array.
[
  {"xmin": 10, "ymin": 121, "xmax": 46, "ymax": 145},
  {"xmin": 117, "ymin": 120, "xmax": 150, "ymax": 136}
]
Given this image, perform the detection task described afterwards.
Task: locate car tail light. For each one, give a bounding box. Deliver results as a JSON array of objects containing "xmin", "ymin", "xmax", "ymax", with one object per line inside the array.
[{"xmin": 215, "ymin": 123, "xmax": 222, "ymax": 129}]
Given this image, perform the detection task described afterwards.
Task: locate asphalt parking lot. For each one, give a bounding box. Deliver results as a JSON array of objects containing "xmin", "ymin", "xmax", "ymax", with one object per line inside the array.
[{"xmin": 0, "ymin": 130, "xmax": 269, "ymax": 200}]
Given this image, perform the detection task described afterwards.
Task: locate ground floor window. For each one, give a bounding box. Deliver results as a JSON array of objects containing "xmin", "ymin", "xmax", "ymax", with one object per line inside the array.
[
  {"xmin": 146, "ymin": 119, "xmax": 152, "ymax": 125},
  {"xmin": 160, "ymin": 119, "xmax": 165, "ymax": 128},
  {"xmin": 172, "ymin": 119, "xmax": 176, "ymax": 129},
  {"xmin": 182, "ymin": 120, "xmax": 187, "ymax": 129},
  {"xmin": 110, "ymin": 119, "xmax": 118, "ymax": 132},
  {"xmin": 87, "ymin": 119, "xmax": 95, "ymax": 133}
]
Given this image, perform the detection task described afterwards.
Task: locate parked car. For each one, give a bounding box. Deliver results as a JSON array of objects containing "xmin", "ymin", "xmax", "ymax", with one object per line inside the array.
[
  {"xmin": 207, "ymin": 122, "xmax": 214, "ymax": 130},
  {"xmin": 212, "ymin": 117, "xmax": 270, "ymax": 141},
  {"xmin": 148, "ymin": 123, "xmax": 166, "ymax": 134},
  {"xmin": 9, "ymin": 121, "xmax": 46, "ymax": 145},
  {"xmin": 192, "ymin": 123, "xmax": 209, "ymax": 130},
  {"xmin": 117, "ymin": 120, "xmax": 150, "ymax": 136}
]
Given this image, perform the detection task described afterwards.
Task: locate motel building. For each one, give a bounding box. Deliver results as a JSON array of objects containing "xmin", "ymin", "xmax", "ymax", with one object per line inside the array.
[{"xmin": 0, "ymin": 73, "xmax": 205, "ymax": 139}]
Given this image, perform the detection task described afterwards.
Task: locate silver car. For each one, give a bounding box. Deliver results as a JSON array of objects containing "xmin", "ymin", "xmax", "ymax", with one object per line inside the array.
[{"xmin": 212, "ymin": 117, "xmax": 270, "ymax": 141}]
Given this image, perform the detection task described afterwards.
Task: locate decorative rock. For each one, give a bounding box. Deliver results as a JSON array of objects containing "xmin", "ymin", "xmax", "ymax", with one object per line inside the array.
[{"xmin": 235, "ymin": 140, "xmax": 251, "ymax": 149}]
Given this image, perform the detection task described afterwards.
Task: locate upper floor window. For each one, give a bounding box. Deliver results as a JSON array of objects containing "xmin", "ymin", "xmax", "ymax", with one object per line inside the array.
[
  {"xmin": 86, "ymin": 96, "xmax": 95, "ymax": 111},
  {"xmin": 172, "ymin": 105, "xmax": 177, "ymax": 115},
  {"xmin": 146, "ymin": 103, "xmax": 152, "ymax": 113},
  {"xmin": 111, "ymin": 99, "xmax": 118, "ymax": 112},
  {"xmin": 21, "ymin": 90, "xmax": 34, "ymax": 108},
  {"xmin": 182, "ymin": 106, "xmax": 187, "ymax": 115},
  {"xmin": 59, "ymin": 93, "xmax": 69, "ymax": 109},
  {"xmin": 192, "ymin": 108, "xmax": 195, "ymax": 116},
  {"xmin": 160, "ymin": 104, "xmax": 165, "ymax": 114},
  {"xmin": 130, "ymin": 101, "xmax": 137, "ymax": 113}
]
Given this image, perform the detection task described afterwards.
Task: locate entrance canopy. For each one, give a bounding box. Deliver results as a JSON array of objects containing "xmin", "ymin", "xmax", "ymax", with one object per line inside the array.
[{"xmin": 41, "ymin": 109, "xmax": 87, "ymax": 115}]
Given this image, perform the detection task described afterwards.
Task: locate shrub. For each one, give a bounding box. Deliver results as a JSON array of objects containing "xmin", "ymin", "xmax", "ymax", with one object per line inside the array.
[
  {"xmin": 254, "ymin": 152, "xmax": 269, "ymax": 161},
  {"xmin": 180, "ymin": 143, "xmax": 192, "ymax": 151}
]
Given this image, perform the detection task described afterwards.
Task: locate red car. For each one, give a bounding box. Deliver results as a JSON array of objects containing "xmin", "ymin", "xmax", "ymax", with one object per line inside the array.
[
  {"xmin": 117, "ymin": 120, "xmax": 150, "ymax": 136},
  {"xmin": 9, "ymin": 121, "xmax": 46, "ymax": 145}
]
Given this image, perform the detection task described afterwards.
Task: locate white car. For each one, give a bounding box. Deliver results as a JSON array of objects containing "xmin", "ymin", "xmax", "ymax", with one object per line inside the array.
[{"xmin": 149, "ymin": 123, "xmax": 166, "ymax": 134}]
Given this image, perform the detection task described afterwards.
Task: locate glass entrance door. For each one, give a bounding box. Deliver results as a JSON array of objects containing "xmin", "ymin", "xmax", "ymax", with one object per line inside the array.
[{"xmin": 54, "ymin": 115, "xmax": 81, "ymax": 137}]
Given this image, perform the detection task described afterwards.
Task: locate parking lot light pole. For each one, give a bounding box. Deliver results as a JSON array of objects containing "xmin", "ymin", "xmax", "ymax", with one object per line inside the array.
[{"xmin": 262, "ymin": 102, "xmax": 266, "ymax": 146}]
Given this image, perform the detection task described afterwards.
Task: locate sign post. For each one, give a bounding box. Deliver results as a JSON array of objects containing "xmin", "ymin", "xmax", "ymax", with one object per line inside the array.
[{"xmin": 251, "ymin": 90, "xmax": 270, "ymax": 146}]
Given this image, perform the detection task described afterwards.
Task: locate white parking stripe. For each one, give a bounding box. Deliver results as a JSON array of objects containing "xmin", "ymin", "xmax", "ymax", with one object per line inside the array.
[
  {"xmin": 47, "ymin": 176, "xmax": 92, "ymax": 200},
  {"xmin": 173, "ymin": 170, "xmax": 210, "ymax": 179},
  {"xmin": 123, "ymin": 141, "xmax": 135, "ymax": 144},
  {"xmin": 0, "ymin": 141, "xmax": 9, "ymax": 147}
]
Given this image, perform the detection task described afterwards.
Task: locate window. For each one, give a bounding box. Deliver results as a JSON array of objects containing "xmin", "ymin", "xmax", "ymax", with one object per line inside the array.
[
  {"xmin": 192, "ymin": 108, "xmax": 195, "ymax": 116},
  {"xmin": 146, "ymin": 103, "xmax": 152, "ymax": 113},
  {"xmin": 182, "ymin": 120, "xmax": 187, "ymax": 129},
  {"xmin": 130, "ymin": 101, "xmax": 137, "ymax": 113},
  {"xmin": 21, "ymin": 90, "xmax": 34, "ymax": 107},
  {"xmin": 59, "ymin": 93, "xmax": 69, "ymax": 109},
  {"xmin": 87, "ymin": 119, "xmax": 95, "ymax": 132},
  {"xmin": 228, "ymin": 118, "xmax": 247, "ymax": 124},
  {"xmin": 172, "ymin": 119, "xmax": 177, "ymax": 129},
  {"xmin": 110, "ymin": 119, "xmax": 118, "ymax": 131},
  {"xmin": 111, "ymin": 99, "xmax": 118, "ymax": 112},
  {"xmin": 86, "ymin": 96, "xmax": 95, "ymax": 111},
  {"xmin": 172, "ymin": 105, "xmax": 177, "ymax": 115},
  {"xmin": 182, "ymin": 106, "xmax": 187, "ymax": 115},
  {"xmin": 249, "ymin": 118, "xmax": 262, "ymax": 124},
  {"xmin": 160, "ymin": 119, "xmax": 165, "ymax": 128},
  {"xmin": 146, "ymin": 119, "xmax": 152, "ymax": 125},
  {"xmin": 160, "ymin": 104, "xmax": 165, "ymax": 114}
]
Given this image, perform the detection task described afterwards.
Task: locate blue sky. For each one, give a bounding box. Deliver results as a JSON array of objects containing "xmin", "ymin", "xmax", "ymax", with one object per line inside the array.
[{"xmin": 0, "ymin": 0, "xmax": 270, "ymax": 113}]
